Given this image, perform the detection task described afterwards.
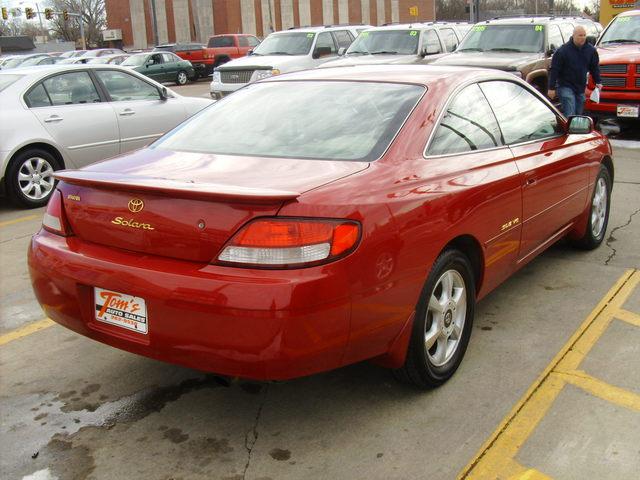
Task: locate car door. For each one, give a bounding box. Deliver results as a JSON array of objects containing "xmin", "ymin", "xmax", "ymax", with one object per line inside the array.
[
  {"xmin": 162, "ymin": 53, "xmax": 179, "ymax": 81},
  {"xmin": 423, "ymin": 82, "xmax": 521, "ymax": 293},
  {"xmin": 94, "ymin": 69, "xmax": 188, "ymax": 152},
  {"xmin": 24, "ymin": 71, "xmax": 119, "ymax": 167},
  {"xmin": 480, "ymin": 80, "xmax": 592, "ymax": 262},
  {"xmin": 144, "ymin": 53, "xmax": 165, "ymax": 81}
]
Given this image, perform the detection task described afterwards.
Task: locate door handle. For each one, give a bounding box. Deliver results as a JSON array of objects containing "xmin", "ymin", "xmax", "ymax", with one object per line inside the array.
[
  {"xmin": 526, "ymin": 178, "xmax": 537, "ymax": 186},
  {"xmin": 119, "ymin": 109, "xmax": 135, "ymax": 116},
  {"xmin": 44, "ymin": 115, "xmax": 63, "ymax": 123}
]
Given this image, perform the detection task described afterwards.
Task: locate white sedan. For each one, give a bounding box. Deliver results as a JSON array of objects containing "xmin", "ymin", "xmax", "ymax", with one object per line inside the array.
[{"xmin": 0, "ymin": 64, "xmax": 212, "ymax": 207}]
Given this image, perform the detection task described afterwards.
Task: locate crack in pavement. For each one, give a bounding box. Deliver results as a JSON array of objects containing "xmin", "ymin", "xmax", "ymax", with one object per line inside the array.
[
  {"xmin": 605, "ymin": 208, "xmax": 640, "ymax": 265},
  {"xmin": 242, "ymin": 385, "xmax": 269, "ymax": 480}
]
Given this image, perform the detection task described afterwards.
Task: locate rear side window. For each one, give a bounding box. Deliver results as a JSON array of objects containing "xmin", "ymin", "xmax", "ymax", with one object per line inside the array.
[
  {"xmin": 316, "ymin": 32, "xmax": 338, "ymax": 55},
  {"xmin": 439, "ymin": 28, "xmax": 458, "ymax": 51},
  {"xmin": 162, "ymin": 53, "xmax": 176, "ymax": 63},
  {"xmin": 42, "ymin": 72, "xmax": 101, "ymax": 106},
  {"xmin": 25, "ymin": 83, "xmax": 52, "ymax": 107},
  {"xmin": 480, "ymin": 81, "xmax": 560, "ymax": 144},
  {"xmin": 96, "ymin": 70, "xmax": 160, "ymax": 101},
  {"xmin": 209, "ymin": 36, "xmax": 235, "ymax": 48},
  {"xmin": 427, "ymin": 83, "xmax": 502, "ymax": 156}
]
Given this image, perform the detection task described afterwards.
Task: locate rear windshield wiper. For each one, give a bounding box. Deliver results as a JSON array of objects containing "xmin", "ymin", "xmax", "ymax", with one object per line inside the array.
[
  {"xmin": 488, "ymin": 47, "xmax": 523, "ymax": 52},
  {"xmin": 457, "ymin": 48, "xmax": 484, "ymax": 52},
  {"xmin": 601, "ymin": 39, "xmax": 640, "ymax": 44},
  {"xmin": 370, "ymin": 50, "xmax": 399, "ymax": 55}
]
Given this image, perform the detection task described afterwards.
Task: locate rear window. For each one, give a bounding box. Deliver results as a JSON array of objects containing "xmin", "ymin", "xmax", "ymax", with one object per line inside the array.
[
  {"xmin": 156, "ymin": 81, "xmax": 424, "ymax": 161},
  {"xmin": 208, "ymin": 36, "xmax": 235, "ymax": 48},
  {"xmin": 0, "ymin": 74, "xmax": 23, "ymax": 92}
]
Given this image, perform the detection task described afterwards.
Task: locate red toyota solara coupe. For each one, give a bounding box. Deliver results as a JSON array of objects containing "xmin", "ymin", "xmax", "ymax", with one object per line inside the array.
[{"xmin": 29, "ymin": 66, "xmax": 613, "ymax": 388}]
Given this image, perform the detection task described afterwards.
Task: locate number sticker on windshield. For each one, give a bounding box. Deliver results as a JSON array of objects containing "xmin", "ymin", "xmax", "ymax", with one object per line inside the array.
[
  {"xmin": 409, "ymin": 31, "xmax": 418, "ymax": 36},
  {"xmin": 534, "ymin": 25, "xmax": 544, "ymax": 31},
  {"xmin": 618, "ymin": 17, "xmax": 630, "ymax": 22},
  {"xmin": 361, "ymin": 32, "xmax": 369, "ymax": 37},
  {"xmin": 473, "ymin": 25, "xmax": 486, "ymax": 31},
  {"xmin": 307, "ymin": 33, "xmax": 314, "ymax": 38}
]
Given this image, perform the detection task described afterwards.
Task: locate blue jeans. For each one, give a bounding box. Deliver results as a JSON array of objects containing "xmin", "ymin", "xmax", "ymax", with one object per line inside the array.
[{"xmin": 557, "ymin": 86, "xmax": 586, "ymax": 117}]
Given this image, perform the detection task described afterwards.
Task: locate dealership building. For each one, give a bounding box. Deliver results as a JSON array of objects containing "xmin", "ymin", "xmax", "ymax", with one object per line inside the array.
[{"xmin": 105, "ymin": 0, "xmax": 435, "ymax": 49}]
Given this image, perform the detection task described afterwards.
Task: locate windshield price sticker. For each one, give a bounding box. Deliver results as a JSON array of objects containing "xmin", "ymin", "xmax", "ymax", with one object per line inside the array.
[
  {"xmin": 473, "ymin": 25, "xmax": 486, "ymax": 31},
  {"xmin": 409, "ymin": 30, "xmax": 418, "ymax": 36},
  {"xmin": 361, "ymin": 31, "xmax": 369, "ymax": 37},
  {"xmin": 306, "ymin": 33, "xmax": 314, "ymax": 38},
  {"xmin": 534, "ymin": 25, "xmax": 544, "ymax": 31},
  {"xmin": 94, "ymin": 287, "xmax": 148, "ymax": 334}
]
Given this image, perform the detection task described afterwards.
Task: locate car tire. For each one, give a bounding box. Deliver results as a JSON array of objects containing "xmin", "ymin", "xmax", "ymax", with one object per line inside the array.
[
  {"xmin": 571, "ymin": 164, "xmax": 612, "ymax": 250},
  {"xmin": 176, "ymin": 70, "xmax": 189, "ymax": 85},
  {"xmin": 393, "ymin": 249, "xmax": 475, "ymax": 389},
  {"xmin": 6, "ymin": 148, "xmax": 60, "ymax": 209}
]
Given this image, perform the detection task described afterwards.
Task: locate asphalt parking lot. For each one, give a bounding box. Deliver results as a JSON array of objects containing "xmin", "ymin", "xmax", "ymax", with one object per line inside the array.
[{"xmin": 1, "ymin": 81, "xmax": 639, "ymax": 480}]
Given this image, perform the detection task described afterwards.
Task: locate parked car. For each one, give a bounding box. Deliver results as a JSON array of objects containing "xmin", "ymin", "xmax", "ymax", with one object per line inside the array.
[
  {"xmin": 59, "ymin": 50, "xmax": 87, "ymax": 58},
  {"xmin": 122, "ymin": 52, "xmax": 196, "ymax": 85},
  {"xmin": 79, "ymin": 48, "xmax": 126, "ymax": 59},
  {"xmin": 585, "ymin": 9, "xmax": 640, "ymax": 122},
  {"xmin": 0, "ymin": 54, "xmax": 49, "ymax": 70},
  {"xmin": 28, "ymin": 65, "xmax": 613, "ymax": 388},
  {"xmin": 87, "ymin": 54, "xmax": 130, "ymax": 65},
  {"xmin": 154, "ymin": 43, "xmax": 214, "ymax": 79},
  {"xmin": 321, "ymin": 22, "xmax": 472, "ymax": 69},
  {"xmin": 16, "ymin": 55, "xmax": 62, "ymax": 67},
  {"xmin": 0, "ymin": 64, "xmax": 212, "ymax": 207},
  {"xmin": 57, "ymin": 57, "xmax": 90, "ymax": 65},
  {"xmin": 206, "ymin": 34, "xmax": 261, "ymax": 69},
  {"xmin": 432, "ymin": 16, "xmax": 600, "ymax": 95},
  {"xmin": 210, "ymin": 25, "xmax": 366, "ymax": 99}
]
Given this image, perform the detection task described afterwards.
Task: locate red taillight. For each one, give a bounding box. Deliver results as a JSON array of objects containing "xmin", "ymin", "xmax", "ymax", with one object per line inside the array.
[
  {"xmin": 216, "ymin": 218, "xmax": 361, "ymax": 268},
  {"xmin": 42, "ymin": 190, "xmax": 72, "ymax": 236}
]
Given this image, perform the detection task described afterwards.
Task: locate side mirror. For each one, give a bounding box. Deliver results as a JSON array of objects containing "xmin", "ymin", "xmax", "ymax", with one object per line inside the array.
[
  {"xmin": 546, "ymin": 46, "xmax": 556, "ymax": 57},
  {"xmin": 159, "ymin": 86, "xmax": 168, "ymax": 100},
  {"xmin": 338, "ymin": 47, "xmax": 346, "ymax": 56},
  {"xmin": 568, "ymin": 115, "xmax": 594, "ymax": 134},
  {"xmin": 586, "ymin": 35, "xmax": 596, "ymax": 45},
  {"xmin": 247, "ymin": 49, "xmax": 254, "ymax": 56},
  {"xmin": 312, "ymin": 46, "xmax": 333, "ymax": 59}
]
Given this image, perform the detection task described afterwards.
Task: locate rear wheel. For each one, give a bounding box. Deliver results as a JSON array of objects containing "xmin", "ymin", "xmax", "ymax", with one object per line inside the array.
[
  {"xmin": 6, "ymin": 148, "xmax": 60, "ymax": 208},
  {"xmin": 393, "ymin": 249, "xmax": 475, "ymax": 389},
  {"xmin": 571, "ymin": 164, "xmax": 611, "ymax": 250},
  {"xmin": 176, "ymin": 70, "xmax": 189, "ymax": 85}
]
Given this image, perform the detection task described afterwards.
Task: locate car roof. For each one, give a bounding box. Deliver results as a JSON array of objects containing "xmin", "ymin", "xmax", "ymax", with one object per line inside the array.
[
  {"xmin": 617, "ymin": 9, "xmax": 639, "ymax": 17},
  {"xmin": 1, "ymin": 63, "xmax": 137, "ymax": 77},
  {"xmin": 367, "ymin": 22, "xmax": 470, "ymax": 30},
  {"xmin": 263, "ymin": 64, "xmax": 520, "ymax": 88},
  {"xmin": 279, "ymin": 24, "xmax": 368, "ymax": 33},
  {"xmin": 479, "ymin": 16, "xmax": 564, "ymax": 25}
]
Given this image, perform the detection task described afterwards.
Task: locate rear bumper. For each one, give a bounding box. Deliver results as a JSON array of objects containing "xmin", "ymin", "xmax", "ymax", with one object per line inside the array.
[{"xmin": 28, "ymin": 230, "xmax": 353, "ymax": 380}]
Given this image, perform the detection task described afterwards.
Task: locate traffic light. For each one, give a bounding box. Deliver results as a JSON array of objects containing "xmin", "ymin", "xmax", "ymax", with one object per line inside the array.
[
  {"xmin": 44, "ymin": 8, "xmax": 53, "ymax": 20},
  {"xmin": 25, "ymin": 7, "xmax": 35, "ymax": 19},
  {"xmin": 2, "ymin": 7, "xmax": 8, "ymax": 20},
  {"xmin": 62, "ymin": 9, "xmax": 68, "ymax": 21}
]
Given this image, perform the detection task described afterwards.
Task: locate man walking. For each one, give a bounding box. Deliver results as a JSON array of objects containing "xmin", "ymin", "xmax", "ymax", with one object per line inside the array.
[{"xmin": 548, "ymin": 25, "xmax": 602, "ymax": 117}]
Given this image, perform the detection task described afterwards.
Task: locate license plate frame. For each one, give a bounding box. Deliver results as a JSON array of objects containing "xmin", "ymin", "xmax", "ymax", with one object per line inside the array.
[
  {"xmin": 94, "ymin": 287, "xmax": 148, "ymax": 334},
  {"xmin": 617, "ymin": 104, "xmax": 639, "ymax": 118}
]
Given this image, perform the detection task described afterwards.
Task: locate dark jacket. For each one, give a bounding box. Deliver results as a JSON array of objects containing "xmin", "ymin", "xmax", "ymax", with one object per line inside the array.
[{"xmin": 549, "ymin": 38, "xmax": 601, "ymax": 94}]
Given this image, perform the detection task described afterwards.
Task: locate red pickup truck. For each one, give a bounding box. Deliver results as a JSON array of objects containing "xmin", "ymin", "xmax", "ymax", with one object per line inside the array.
[
  {"xmin": 585, "ymin": 9, "xmax": 640, "ymax": 123},
  {"xmin": 154, "ymin": 43, "xmax": 214, "ymax": 79},
  {"xmin": 206, "ymin": 34, "xmax": 261, "ymax": 70}
]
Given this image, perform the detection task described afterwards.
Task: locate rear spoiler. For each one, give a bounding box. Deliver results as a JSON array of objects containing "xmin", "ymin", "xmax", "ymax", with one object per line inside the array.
[{"xmin": 54, "ymin": 170, "xmax": 300, "ymax": 203}]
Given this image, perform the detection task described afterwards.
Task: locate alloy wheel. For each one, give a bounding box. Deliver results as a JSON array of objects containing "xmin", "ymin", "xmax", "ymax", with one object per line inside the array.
[
  {"xmin": 18, "ymin": 156, "xmax": 55, "ymax": 201},
  {"xmin": 591, "ymin": 177, "xmax": 607, "ymax": 238}
]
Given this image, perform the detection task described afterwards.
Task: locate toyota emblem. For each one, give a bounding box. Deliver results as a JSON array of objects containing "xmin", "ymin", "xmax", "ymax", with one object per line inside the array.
[{"xmin": 128, "ymin": 198, "xmax": 144, "ymax": 213}]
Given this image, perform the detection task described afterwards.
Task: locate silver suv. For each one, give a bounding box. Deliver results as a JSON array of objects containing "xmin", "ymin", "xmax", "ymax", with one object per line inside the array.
[
  {"xmin": 209, "ymin": 25, "xmax": 368, "ymax": 99},
  {"xmin": 320, "ymin": 22, "xmax": 472, "ymax": 69}
]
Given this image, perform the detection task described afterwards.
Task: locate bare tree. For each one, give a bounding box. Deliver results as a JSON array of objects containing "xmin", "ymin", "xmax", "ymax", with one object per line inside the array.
[{"xmin": 47, "ymin": 0, "xmax": 106, "ymax": 47}]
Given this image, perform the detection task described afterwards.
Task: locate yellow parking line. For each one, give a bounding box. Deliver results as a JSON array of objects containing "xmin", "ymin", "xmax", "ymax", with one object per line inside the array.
[
  {"xmin": 555, "ymin": 370, "xmax": 640, "ymax": 412},
  {"xmin": 459, "ymin": 269, "xmax": 637, "ymax": 479},
  {"xmin": 0, "ymin": 318, "xmax": 55, "ymax": 346},
  {"xmin": 0, "ymin": 214, "xmax": 39, "ymax": 228},
  {"xmin": 509, "ymin": 468, "xmax": 554, "ymax": 480},
  {"xmin": 616, "ymin": 309, "xmax": 640, "ymax": 327}
]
